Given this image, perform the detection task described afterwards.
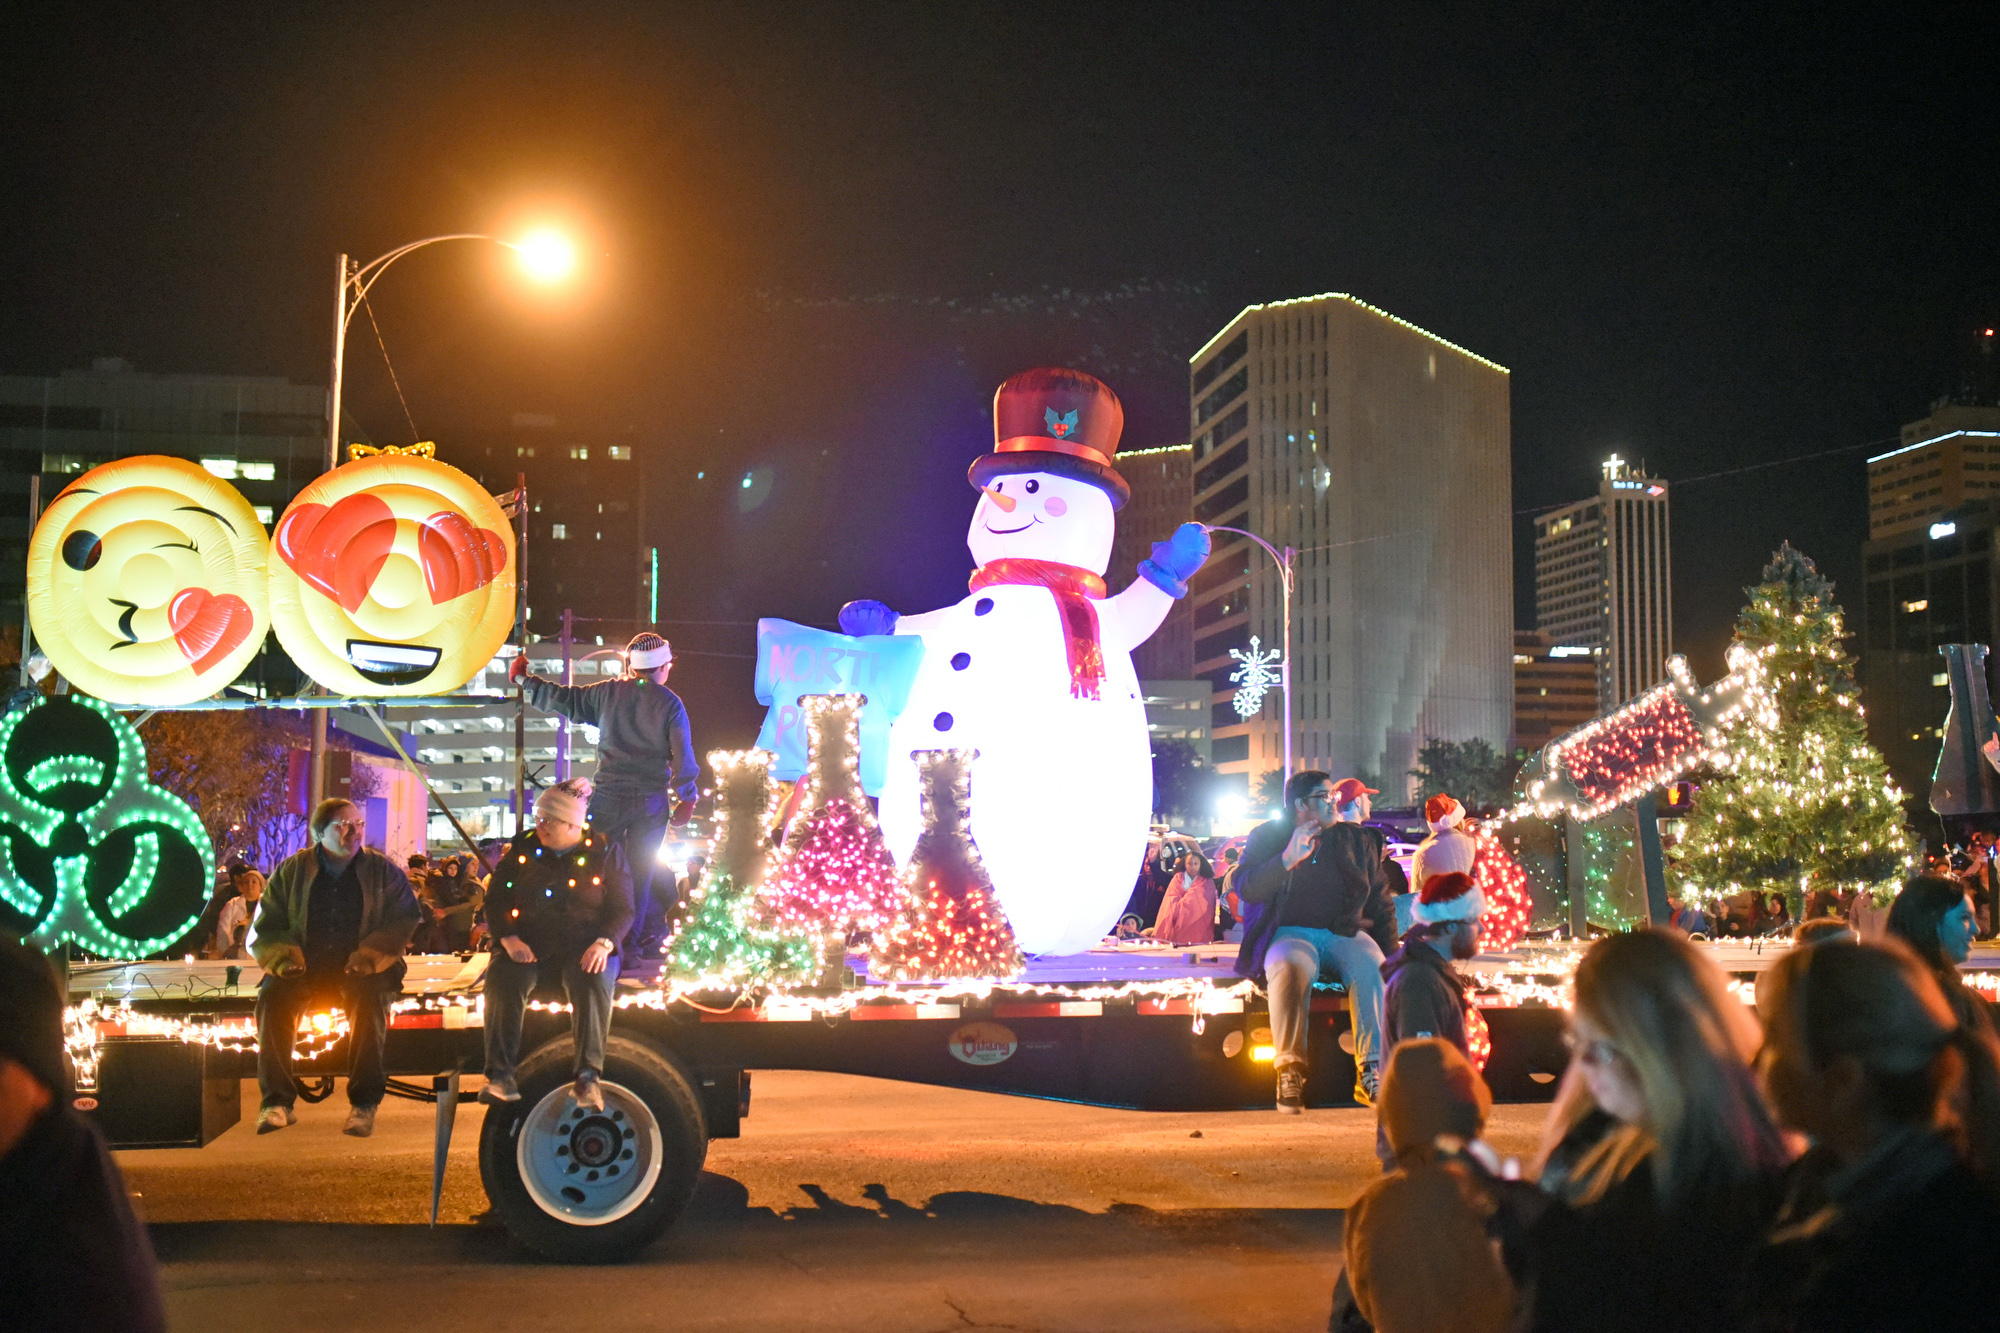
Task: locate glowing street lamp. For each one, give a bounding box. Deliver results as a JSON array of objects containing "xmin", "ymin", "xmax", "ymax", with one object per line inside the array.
[{"xmin": 309, "ymin": 229, "xmax": 577, "ymax": 807}]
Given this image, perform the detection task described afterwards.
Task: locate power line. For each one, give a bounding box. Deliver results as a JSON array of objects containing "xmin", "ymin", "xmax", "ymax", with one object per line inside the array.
[{"xmin": 358, "ymin": 293, "xmax": 420, "ymax": 443}]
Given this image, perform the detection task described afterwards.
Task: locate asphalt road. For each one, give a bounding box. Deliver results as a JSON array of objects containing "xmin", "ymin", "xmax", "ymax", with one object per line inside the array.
[{"xmin": 122, "ymin": 1073, "xmax": 1551, "ymax": 1333}]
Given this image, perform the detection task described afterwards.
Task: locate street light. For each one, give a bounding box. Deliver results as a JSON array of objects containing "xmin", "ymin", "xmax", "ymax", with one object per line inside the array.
[
  {"xmin": 1201, "ymin": 524, "xmax": 1295, "ymax": 782},
  {"xmin": 308, "ymin": 231, "xmax": 576, "ymax": 808}
]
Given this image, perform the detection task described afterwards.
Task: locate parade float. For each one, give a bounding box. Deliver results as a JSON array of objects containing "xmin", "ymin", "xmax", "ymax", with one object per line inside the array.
[{"xmin": 23, "ymin": 374, "xmax": 1974, "ymax": 1262}]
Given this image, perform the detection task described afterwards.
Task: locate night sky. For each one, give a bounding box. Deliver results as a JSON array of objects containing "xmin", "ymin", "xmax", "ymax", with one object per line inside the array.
[{"xmin": 5, "ymin": 2, "xmax": 1995, "ymax": 749}]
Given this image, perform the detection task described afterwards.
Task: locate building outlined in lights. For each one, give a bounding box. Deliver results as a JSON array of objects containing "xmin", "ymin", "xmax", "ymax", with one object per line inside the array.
[
  {"xmin": 1533, "ymin": 456, "xmax": 1673, "ymax": 712},
  {"xmin": 1184, "ymin": 294, "xmax": 1513, "ymax": 799},
  {"xmin": 1858, "ymin": 400, "xmax": 2000, "ymax": 807}
]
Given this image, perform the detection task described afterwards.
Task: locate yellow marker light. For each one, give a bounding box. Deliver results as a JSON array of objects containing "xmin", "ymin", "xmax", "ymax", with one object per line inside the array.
[
  {"xmin": 1251, "ymin": 1045, "xmax": 1275, "ymax": 1062},
  {"xmin": 511, "ymin": 230, "xmax": 576, "ymax": 282}
]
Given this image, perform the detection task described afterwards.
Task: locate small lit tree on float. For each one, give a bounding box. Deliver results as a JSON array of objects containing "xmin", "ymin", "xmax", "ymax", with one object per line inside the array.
[
  {"xmin": 661, "ymin": 747, "xmax": 822, "ymax": 988},
  {"xmin": 872, "ymin": 749, "xmax": 1024, "ymax": 980},
  {"xmin": 1673, "ymin": 544, "xmax": 1913, "ymax": 908},
  {"xmin": 764, "ymin": 695, "xmax": 909, "ymax": 964},
  {"xmin": 1468, "ymin": 830, "xmax": 1533, "ymax": 951}
]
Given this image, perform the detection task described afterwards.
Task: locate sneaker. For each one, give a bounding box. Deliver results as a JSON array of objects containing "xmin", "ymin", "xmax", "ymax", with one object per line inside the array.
[
  {"xmin": 342, "ymin": 1104, "xmax": 378, "ymax": 1138},
  {"xmin": 479, "ymin": 1074, "xmax": 521, "ymax": 1104},
  {"xmin": 255, "ymin": 1104, "xmax": 295, "ymax": 1134},
  {"xmin": 1353, "ymin": 1065, "xmax": 1380, "ymax": 1109},
  {"xmin": 1276, "ymin": 1067, "xmax": 1306, "ymax": 1115},
  {"xmin": 572, "ymin": 1074, "xmax": 605, "ymax": 1112}
]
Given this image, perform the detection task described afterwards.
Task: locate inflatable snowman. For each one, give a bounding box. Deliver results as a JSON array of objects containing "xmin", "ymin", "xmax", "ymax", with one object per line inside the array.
[{"xmin": 866, "ymin": 368, "xmax": 1210, "ymax": 955}]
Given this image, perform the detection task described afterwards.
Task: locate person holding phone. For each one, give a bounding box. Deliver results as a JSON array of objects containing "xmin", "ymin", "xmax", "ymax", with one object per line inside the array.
[{"xmin": 249, "ymin": 798, "xmax": 420, "ymax": 1139}]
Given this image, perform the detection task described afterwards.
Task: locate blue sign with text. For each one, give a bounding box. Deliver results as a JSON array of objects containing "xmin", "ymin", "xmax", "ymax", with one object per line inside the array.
[{"xmin": 753, "ymin": 619, "xmax": 926, "ymax": 795}]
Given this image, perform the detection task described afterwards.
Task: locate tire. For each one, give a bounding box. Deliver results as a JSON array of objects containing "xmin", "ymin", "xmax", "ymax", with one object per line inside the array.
[{"xmin": 479, "ymin": 1034, "xmax": 708, "ymax": 1262}]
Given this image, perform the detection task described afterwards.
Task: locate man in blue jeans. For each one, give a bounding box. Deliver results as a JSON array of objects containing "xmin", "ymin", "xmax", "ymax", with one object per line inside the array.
[
  {"xmin": 512, "ymin": 632, "xmax": 698, "ymax": 955},
  {"xmin": 1234, "ymin": 771, "xmax": 1398, "ymax": 1114}
]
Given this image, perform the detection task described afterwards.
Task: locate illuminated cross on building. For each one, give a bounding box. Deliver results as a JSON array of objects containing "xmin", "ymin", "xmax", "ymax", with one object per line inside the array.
[{"xmin": 1602, "ymin": 454, "xmax": 1627, "ymax": 481}]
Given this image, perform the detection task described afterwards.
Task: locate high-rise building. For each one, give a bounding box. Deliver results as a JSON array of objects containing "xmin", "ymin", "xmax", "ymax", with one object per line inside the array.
[
  {"xmin": 1513, "ymin": 631, "xmax": 1599, "ymax": 755},
  {"xmin": 444, "ymin": 413, "xmax": 658, "ymax": 639},
  {"xmin": 1865, "ymin": 403, "xmax": 2000, "ymax": 542},
  {"xmin": 1533, "ymin": 456, "xmax": 1673, "ymax": 711},
  {"xmin": 1185, "ymin": 294, "xmax": 1513, "ymax": 799},
  {"xmin": 1858, "ymin": 401, "xmax": 2000, "ymax": 807},
  {"xmin": 1112, "ymin": 442, "xmax": 1195, "ymax": 680}
]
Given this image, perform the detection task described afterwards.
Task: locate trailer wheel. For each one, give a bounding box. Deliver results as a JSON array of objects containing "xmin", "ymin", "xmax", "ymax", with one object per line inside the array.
[{"xmin": 478, "ymin": 1035, "xmax": 707, "ymax": 1262}]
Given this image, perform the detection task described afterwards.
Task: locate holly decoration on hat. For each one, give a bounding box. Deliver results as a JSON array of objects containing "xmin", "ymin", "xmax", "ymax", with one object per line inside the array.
[
  {"xmin": 0, "ymin": 695, "xmax": 214, "ymax": 957},
  {"xmin": 872, "ymin": 749, "xmax": 1024, "ymax": 981}
]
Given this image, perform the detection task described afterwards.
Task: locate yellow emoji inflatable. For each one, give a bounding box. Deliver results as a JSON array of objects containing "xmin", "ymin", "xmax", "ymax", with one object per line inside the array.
[
  {"xmin": 269, "ymin": 454, "xmax": 516, "ymax": 695},
  {"xmin": 26, "ymin": 456, "xmax": 271, "ymax": 705}
]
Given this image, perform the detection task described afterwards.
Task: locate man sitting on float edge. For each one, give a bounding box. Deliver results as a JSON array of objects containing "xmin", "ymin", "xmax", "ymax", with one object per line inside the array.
[
  {"xmin": 480, "ymin": 777, "xmax": 634, "ymax": 1112},
  {"xmin": 251, "ymin": 799, "xmax": 421, "ymax": 1138},
  {"xmin": 1234, "ymin": 772, "xmax": 1397, "ymax": 1114}
]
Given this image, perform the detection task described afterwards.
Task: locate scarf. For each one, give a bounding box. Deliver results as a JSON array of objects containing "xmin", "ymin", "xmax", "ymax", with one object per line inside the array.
[{"xmin": 968, "ymin": 558, "xmax": 1107, "ymax": 700}]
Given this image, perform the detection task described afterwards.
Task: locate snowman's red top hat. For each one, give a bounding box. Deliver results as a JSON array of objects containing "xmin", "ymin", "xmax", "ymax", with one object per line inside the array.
[{"xmin": 968, "ymin": 367, "xmax": 1131, "ymax": 509}]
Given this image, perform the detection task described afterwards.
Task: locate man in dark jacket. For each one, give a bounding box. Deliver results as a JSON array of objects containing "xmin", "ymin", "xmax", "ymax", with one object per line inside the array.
[
  {"xmin": 512, "ymin": 632, "xmax": 697, "ymax": 954},
  {"xmin": 0, "ymin": 937, "xmax": 166, "ymax": 1333},
  {"xmin": 1376, "ymin": 870, "xmax": 1484, "ymax": 1167},
  {"xmin": 251, "ymin": 798, "xmax": 421, "ymax": 1138},
  {"xmin": 480, "ymin": 777, "xmax": 635, "ymax": 1111},
  {"xmin": 1234, "ymin": 772, "xmax": 1398, "ymax": 1113}
]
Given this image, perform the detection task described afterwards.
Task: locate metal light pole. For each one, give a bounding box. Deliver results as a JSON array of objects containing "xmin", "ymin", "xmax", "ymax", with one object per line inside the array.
[
  {"xmin": 1201, "ymin": 525, "xmax": 1296, "ymax": 781},
  {"xmin": 309, "ymin": 232, "xmax": 569, "ymax": 811}
]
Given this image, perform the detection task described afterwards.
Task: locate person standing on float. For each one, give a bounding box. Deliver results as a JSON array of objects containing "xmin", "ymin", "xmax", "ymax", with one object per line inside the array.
[{"xmin": 510, "ymin": 632, "xmax": 697, "ymax": 955}]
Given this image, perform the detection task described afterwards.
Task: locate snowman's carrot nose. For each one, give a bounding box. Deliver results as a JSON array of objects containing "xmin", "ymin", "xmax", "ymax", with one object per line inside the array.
[{"xmin": 980, "ymin": 486, "xmax": 1017, "ymax": 513}]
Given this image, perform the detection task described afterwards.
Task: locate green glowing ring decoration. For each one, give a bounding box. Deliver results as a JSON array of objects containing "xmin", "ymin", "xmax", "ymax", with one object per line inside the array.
[{"xmin": 0, "ymin": 695, "xmax": 214, "ymax": 957}]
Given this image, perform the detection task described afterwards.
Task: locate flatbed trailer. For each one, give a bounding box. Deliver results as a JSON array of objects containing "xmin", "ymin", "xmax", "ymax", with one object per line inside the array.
[{"xmin": 67, "ymin": 942, "xmax": 1581, "ymax": 1260}]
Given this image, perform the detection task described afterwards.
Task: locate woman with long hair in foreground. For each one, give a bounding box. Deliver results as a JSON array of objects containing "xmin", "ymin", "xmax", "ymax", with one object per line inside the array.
[{"xmin": 1745, "ymin": 938, "xmax": 2000, "ymax": 1331}]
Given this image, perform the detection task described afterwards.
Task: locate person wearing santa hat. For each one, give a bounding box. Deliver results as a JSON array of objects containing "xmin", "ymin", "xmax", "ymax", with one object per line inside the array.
[
  {"xmin": 1407, "ymin": 794, "xmax": 1479, "ymax": 934},
  {"xmin": 511, "ymin": 631, "xmax": 698, "ymax": 957},
  {"xmin": 1372, "ymin": 868, "xmax": 1486, "ymax": 1170}
]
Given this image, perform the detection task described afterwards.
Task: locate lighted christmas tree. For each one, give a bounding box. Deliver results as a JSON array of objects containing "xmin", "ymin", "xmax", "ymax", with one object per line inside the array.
[
  {"xmin": 872, "ymin": 749, "xmax": 1024, "ymax": 980},
  {"xmin": 1673, "ymin": 544, "xmax": 1913, "ymax": 908},
  {"xmin": 1470, "ymin": 829, "xmax": 1534, "ymax": 951},
  {"xmin": 764, "ymin": 695, "xmax": 909, "ymax": 953},
  {"xmin": 661, "ymin": 748, "xmax": 821, "ymax": 988}
]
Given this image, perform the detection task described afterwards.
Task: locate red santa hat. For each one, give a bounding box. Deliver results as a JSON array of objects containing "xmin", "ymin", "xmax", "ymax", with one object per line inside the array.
[
  {"xmin": 1424, "ymin": 794, "xmax": 1465, "ymax": 833},
  {"xmin": 1414, "ymin": 871, "xmax": 1485, "ymax": 925}
]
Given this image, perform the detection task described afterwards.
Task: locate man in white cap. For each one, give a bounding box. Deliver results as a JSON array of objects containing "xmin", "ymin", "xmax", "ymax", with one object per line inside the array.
[{"xmin": 511, "ymin": 632, "xmax": 698, "ymax": 955}]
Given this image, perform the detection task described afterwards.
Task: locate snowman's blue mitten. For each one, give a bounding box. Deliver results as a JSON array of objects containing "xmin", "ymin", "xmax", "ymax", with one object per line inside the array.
[
  {"xmin": 839, "ymin": 599, "xmax": 899, "ymax": 637},
  {"xmin": 1137, "ymin": 523, "xmax": 1211, "ymax": 599}
]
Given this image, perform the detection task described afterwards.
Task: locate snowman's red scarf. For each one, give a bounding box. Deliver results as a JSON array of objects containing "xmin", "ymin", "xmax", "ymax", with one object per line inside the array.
[{"xmin": 968, "ymin": 558, "xmax": 1108, "ymax": 700}]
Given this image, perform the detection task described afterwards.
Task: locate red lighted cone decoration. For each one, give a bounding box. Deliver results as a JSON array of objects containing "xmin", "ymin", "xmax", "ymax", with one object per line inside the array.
[
  {"xmin": 1472, "ymin": 831, "xmax": 1533, "ymax": 952},
  {"xmin": 1466, "ymin": 1006, "xmax": 1492, "ymax": 1072},
  {"xmin": 765, "ymin": 695, "xmax": 908, "ymax": 943},
  {"xmin": 872, "ymin": 749, "xmax": 1024, "ymax": 981}
]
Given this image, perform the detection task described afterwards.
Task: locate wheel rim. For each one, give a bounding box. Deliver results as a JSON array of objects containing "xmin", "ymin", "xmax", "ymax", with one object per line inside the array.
[{"xmin": 514, "ymin": 1080, "xmax": 665, "ymax": 1226}]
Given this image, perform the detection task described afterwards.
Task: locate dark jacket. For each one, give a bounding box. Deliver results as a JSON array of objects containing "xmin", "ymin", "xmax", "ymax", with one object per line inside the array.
[
  {"xmin": 0, "ymin": 1107, "xmax": 166, "ymax": 1333},
  {"xmin": 524, "ymin": 673, "xmax": 699, "ymax": 804},
  {"xmin": 1234, "ymin": 818, "xmax": 1397, "ymax": 983},
  {"xmin": 1515, "ymin": 1153, "xmax": 1785, "ymax": 1333},
  {"xmin": 1743, "ymin": 1130, "xmax": 2000, "ymax": 1332},
  {"xmin": 1381, "ymin": 930, "xmax": 1470, "ymax": 1056},
  {"xmin": 251, "ymin": 845, "xmax": 420, "ymax": 975},
  {"xmin": 486, "ymin": 827, "xmax": 636, "ymax": 961}
]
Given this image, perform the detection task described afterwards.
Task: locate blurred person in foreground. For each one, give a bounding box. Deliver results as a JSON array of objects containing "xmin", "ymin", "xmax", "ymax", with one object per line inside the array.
[
  {"xmin": 1885, "ymin": 875, "xmax": 1988, "ymax": 1031},
  {"xmin": 1333, "ymin": 1038, "xmax": 1515, "ymax": 1333},
  {"xmin": 251, "ymin": 798, "xmax": 421, "ymax": 1138},
  {"xmin": 0, "ymin": 936, "xmax": 165, "ymax": 1333},
  {"xmin": 1745, "ymin": 938, "xmax": 2000, "ymax": 1331},
  {"xmin": 1511, "ymin": 929, "xmax": 1790, "ymax": 1333},
  {"xmin": 1235, "ymin": 772, "xmax": 1398, "ymax": 1112}
]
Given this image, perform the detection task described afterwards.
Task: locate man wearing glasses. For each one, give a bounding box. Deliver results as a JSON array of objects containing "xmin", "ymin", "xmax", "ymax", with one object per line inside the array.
[
  {"xmin": 250, "ymin": 798, "xmax": 421, "ymax": 1138},
  {"xmin": 1234, "ymin": 772, "xmax": 1398, "ymax": 1113}
]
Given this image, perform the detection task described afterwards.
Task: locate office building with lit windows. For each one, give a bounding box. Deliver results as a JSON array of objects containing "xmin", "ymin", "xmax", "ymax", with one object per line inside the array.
[
  {"xmin": 1185, "ymin": 294, "xmax": 1513, "ymax": 798},
  {"xmin": 1533, "ymin": 457, "xmax": 1673, "ymax": 712},
  {"xmin": 1858, "ymin": 401, "xmax": 2000, "ymax": 808},
  {"xmin": 0, "ymin": 359, "xmax": 353, "ymax": 688},
  {"xmin": 1513, "ymin": 630, "xmax": 1599, "ymax": 754},
  {"xmin": 1110, "ymin": 442, "xmax": 1211, "ymax": 768}
]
